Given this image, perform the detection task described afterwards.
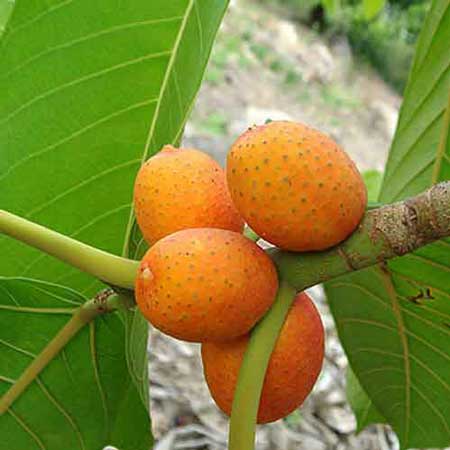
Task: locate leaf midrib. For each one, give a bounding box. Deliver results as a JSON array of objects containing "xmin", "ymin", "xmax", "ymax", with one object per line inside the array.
[
  {"xmin": 379, "ymin": 267, "xmax": 410, "ymax": 445},
  {"xmin": 121, "ymin": 0, "xmax": 197, "ymax": 256}
]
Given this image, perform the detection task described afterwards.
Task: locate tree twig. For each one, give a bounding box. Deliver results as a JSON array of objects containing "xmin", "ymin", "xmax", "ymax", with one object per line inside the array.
[
  {"xmin": 0, "ymin": 210, "xmax": 140, "ymax": 290},
  {"xmin": 230, "ymin": 181, "xmax": 450, "ymax": 450},
  {"xmin": 271, "ymin": 181, "xmax": 450, "ymax": 290}
]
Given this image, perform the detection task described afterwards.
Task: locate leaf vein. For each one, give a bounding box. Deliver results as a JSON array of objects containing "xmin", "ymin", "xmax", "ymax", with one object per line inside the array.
[
  {"xmin": 1, "ymin": 99, "xmax": 157, "ymax": 182},
  {"xmin": 383, "ymin": 108, "xmax": 444, "ymax": 190},
  {"xmin": 28, "ymin": 158, "xmax": 141, "ymax": 218},
  {"xmin": 89, "ymin": 322, "xmax": 109, "ymax": 440},
  {"xmin": 0, "ymin": 304, "xmax": 75, "ymax": 314},
  {"xmin": 0, "ymin": 338, "xmax": 36, "ymax": 358},
  {"xmin": 378, "ymin": 268, "xmax": 411, "ymax": 443},
  {"xmin": 2, "ymin": 16, "xmax": 183, "ymax": 80},
  {"xmin": 36, "ymin": 379, "xmax": 86, "ymax": 450},
  {"xmin": 8, "ymin": 409, "xmax": 47, "ymax": 450},
  {"xmin": 1, "ymin": 52, "xmax": 169, "ymax": 124},
  {"xmin": 5, "ymin": 0, "xmax": 73, "ymax": 38},
  {"xmin": 328, "ymin": 281, "xmax": 391, "ymax": 311},
  {"xmin": 405, "ymin": 253, "xmax": 450, "ymax": 273},
  {"xmin": 122, "ymin": 0, "xmax": 197, "ymax": 255},
  {"xmin": 411, "ymin": 384, "xmax": 450, "ymax": 436},
  {"xmin": 22, "ymin": 203, "xmax": 131, "ymax": 276}
]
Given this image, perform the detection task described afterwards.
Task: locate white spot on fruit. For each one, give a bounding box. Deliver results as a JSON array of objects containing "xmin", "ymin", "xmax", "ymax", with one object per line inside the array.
[{"xmin": 142, "ymin": 267, "xmax": 153, "ymax": 281}]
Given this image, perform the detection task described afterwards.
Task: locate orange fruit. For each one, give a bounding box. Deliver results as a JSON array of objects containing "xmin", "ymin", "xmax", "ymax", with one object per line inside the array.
[
  {"xmin": 201, "ymin": 292, "xmax": 324, "ymax": 423},
  {"xmin": 226, "ymin": 121, "xmax": 367, "ymax": 251},
  {"xmin": 134, "ymin": 145, "xmax": 244, "ymax": 245},
  {"xmin": 135, "ymin": 228, "xmax": 278, "ymax": 342}
]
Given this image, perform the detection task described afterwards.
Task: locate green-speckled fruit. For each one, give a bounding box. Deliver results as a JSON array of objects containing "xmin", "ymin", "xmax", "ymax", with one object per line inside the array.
[
  {"xmin": 227, "ymin": 121, "xmax": 367, "ymax": 251},
  {"xmin": 201, "ymin": 292, "xmax": 324, "ymax": 423},
  {"xmin": 135, "ymin": 228, "xmax": 278, "ymax": 342},
  {"xmin": 134, "ymin": 145, "xmax": 244, "ymax": 245}
]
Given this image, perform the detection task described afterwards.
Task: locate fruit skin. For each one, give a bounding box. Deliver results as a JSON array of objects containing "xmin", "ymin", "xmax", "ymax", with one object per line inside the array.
[
  {"xmin": 135, "ymin": 228, "xmax": 278, "ymax": 343},
  {"xmin": 201, "ymin": 292, "xmax": 324, "ymax": 423},
  {"xmin": 226, "ymin": 121, "xmax": 367, "ymax": 251},
  {"xmin": 134, "ymin": 145, "xmax": 244, "ymax": 245}
]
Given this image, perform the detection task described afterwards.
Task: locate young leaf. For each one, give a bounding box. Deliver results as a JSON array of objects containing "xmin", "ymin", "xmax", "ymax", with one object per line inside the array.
[
  {"xmin": 346, "ymin": 366, "xmax": 386, "ymax": 433},
  {"xmin": 325, "ymin": 1, "xmax": 450, "ymax": 448},
  {"xmin": 0, "ymin": 278, "xmax": 152, "ymax": 450}
]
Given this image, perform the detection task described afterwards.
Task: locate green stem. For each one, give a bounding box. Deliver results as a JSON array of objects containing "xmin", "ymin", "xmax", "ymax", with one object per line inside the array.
[
  {"xmin": 0, "ymin": 295, "xmax": 116, "ymax": 414},
  {"xmin": 243, "ymin": 226, "xmax": 260, "ymax": 242},
  {"xmin": 228, "ymin": 281, "xmax": 296, "ymax": 450},
  {"xmin": 228, "ymin": 181, "xmax": 450, "ymax": 450},
  {"xmin": 272, "ymin": 181, "xmax": 450, "ymax": 290},
  {"xmin": 0, "ymin": 210, "xmax": 139, "ymax": 290}
]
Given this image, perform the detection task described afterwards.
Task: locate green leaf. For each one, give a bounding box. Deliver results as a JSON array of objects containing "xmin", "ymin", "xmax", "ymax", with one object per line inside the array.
[
  {"xmin": 0, "ymin": 3, "xmax": 229, "ymax": 448},
  {"xmin": 362, "ymin": 169, "xmax": 383, "ymax": 203},
  {"xmin": 346, "ymin": 366, "xmax": 386, "ymax": 433},
  {"xmin": 0, "ymin": 0, "xmax": 13, "ymax": 35},
  {"xmin": 118, "ymin": 305, "xmax": 150, "ymax": 408},
  {"xmin": 322, "ymin": 0, "xmax": 340, "ymax": 15},
  {"xmin": 0, "ymin": 0, "xmax": 230, "ymax": 296},
  {"xmin": 362, "ymin": 0, "xmax": 386, "ymax": 21},
  {"xmin": 325, "ymin": 1, "xmax": 450, "ymax": 448},
  {"xmin": 380, "ymin": 4, "xmax": 450, "ymax": 201},
  {"xmin": 0, "ymin": 277, "xmax": 152, "ymax": 450}
]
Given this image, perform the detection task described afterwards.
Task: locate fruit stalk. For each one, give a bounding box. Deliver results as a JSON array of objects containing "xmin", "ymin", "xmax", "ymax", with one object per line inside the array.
[
  {"xmin": 272, "ymin": 181, "xmax": 450, "ymax": 290},
  {"xmin": 0, "ymin": 210, "xmax": 139, "ymax": 289},
  {"xmin": 0, "ymin": 291, "xmax": 120, "ymax": 414},
  {"xmin": 228, "ymin": 281, "xmax": 296, "ymax": 450}
]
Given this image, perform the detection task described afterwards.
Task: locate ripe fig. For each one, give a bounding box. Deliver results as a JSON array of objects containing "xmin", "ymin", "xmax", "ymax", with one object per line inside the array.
[
  {"xmin": 134, "ymin": 145, "xmax": 243, "ymax": 245},
  {"xmin": 135, "ymin": 228, "xmax": 278, "ymax": 342},
  {"xmin": 202, "ymin": 291, "xmax": 324, "ymax": 423},
  {"xmin": 227, "ymin": 121, "xmax": 367, "ymax": 251}
]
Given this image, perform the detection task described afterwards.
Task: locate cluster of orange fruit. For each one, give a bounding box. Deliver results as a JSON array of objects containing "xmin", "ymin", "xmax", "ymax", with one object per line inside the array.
[{"xmin": 134, "ymin": 121, "xmax": 367, "ymax": 423}]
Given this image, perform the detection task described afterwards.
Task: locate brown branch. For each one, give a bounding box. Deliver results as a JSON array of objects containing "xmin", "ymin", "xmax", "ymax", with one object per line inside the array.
[{"xmin": 271, "ymin": 181, "xmax": 450, "ymax": 290}]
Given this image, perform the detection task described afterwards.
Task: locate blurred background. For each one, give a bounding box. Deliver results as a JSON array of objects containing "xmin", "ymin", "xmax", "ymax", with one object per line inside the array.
[{"xmin": 149, "ymin": 1, "xmax": 436, "ymax": 449}]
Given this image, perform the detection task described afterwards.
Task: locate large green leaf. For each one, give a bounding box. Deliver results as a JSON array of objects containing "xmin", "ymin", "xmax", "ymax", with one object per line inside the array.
[
  {"xmin": 325, "ymin": 1, "xmax": 450, "ymax": 448},
  {"xmin": 362, "ymin": 169, "xmax": 383, "ymax": 203},
  {"xmin": 0, "ymin": 2, "xmax": 229, "ymax": 448},
  {"xmin": 0, "ymin": 277, "xmax": 152, "ymax": 450},
  {"xmin": 0, "ymin": 0, "xmax": 229, "ymax": 295},
  {"xmin": 0, "ymin": 0, "xmax": 13, "ymax": 35},
  {"xmin": 346, "ymin": 366, "xmax": 386, "ymax": 433}
]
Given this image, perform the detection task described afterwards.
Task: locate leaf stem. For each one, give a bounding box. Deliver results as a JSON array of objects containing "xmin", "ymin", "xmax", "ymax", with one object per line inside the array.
[
  {"xmin": 0, "ymin": 292, "xmax": 119, "ymax": 414},
  {"xmin": 228, "ymin": 281, "xmax": 296, "ymax": 450},
  {"xmin": 0, "ymin": 210, "xmax": 139, "ymax": 290},
  {"xmin": 243, "ymin": 226, "xmax": 260, "ymax": 242}
]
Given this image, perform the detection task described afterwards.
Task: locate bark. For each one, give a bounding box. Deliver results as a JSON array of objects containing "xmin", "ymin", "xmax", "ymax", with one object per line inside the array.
[{"xmin": 271, "ymin": 181, "xmax": 450, "ymax": 290}]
